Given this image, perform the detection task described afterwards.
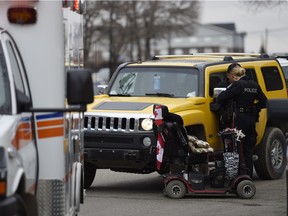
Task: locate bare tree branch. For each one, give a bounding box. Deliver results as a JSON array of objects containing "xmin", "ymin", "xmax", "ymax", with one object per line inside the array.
[
  {"xmin": 241, "ymin": 0, "xmax": 287, "ymax": 12},
  {"xmin": 84, "ymin": 1, "xmax": 200, "ymax": 74}
]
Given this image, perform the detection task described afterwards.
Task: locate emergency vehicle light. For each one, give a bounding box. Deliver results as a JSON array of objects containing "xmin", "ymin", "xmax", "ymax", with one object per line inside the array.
[
  {"xmin": 73, "ymin": 0, "xmax": 79, "ymax": 11},
  {"xmin": 0, "ymin": 181, "xmax": 6, "ymax": 196},
  {"xmin": 0, "ymin": 147, "xmax": 7, "ymax": 196},
  {"xmin": 63, "ymin": 0, "xmax": 85, "ymax": 14},
  {"xmin": 7, "ymin": 7, "xmax": 37, "ymax": 24}
]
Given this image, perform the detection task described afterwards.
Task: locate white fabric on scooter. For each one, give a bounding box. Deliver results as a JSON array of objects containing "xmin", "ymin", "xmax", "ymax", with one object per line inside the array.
[{"xmin": 187, "ymin": 135, "xmax": 214, "ymax": 154}]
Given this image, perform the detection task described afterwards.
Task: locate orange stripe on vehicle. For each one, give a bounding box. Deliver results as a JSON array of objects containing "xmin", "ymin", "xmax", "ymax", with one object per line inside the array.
[
  {"xmin": 38, "ymin": 127, "xmax": 64, "ymax": 139},
  {"xmin": 37, "ymin": 119, "xmax": 64, "ymax": 128},
  {"xmin": 12, "ymin": 124, "xmax": 32, "ymax": 150},
  {"xmin": 19, "ymin": 122, "xmax": 31, "ymax": 130},
  {"xmin": 17, "ymin": 130, "xmax": 32, "ymax": 140}
]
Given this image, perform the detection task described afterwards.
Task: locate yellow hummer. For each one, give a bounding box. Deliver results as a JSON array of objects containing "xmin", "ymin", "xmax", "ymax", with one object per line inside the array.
[{"xmin": 84, "ymin": 53, "xmax": 288, "ymax": 188}]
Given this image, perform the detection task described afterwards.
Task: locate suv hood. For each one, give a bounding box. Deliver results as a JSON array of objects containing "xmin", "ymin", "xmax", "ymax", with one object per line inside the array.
[{"xmin": 86, "ymin": 95, "xmax": 205, "ymax": 115}]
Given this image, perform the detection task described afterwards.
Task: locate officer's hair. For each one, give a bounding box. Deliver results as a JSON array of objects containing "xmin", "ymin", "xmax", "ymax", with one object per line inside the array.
[{"xmin": 231, "ymin": 67, "xmax": 245, "ymax": 77}]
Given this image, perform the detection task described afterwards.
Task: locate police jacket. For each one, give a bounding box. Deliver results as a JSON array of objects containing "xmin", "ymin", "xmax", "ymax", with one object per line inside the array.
[{"xmin": 217, "ymin": 76, "xmax": 267, "ymax": 112}]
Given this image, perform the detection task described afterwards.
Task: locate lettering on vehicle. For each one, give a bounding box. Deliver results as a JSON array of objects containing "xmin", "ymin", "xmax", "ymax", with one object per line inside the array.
[{"xmin": 243, "ymin": 88, "xmax": 257, "ymax": 93}]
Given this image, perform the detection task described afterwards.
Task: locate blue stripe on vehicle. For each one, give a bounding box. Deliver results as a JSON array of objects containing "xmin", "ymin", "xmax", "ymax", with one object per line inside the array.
[{"xmin": 36, "ymin": 112, "xmax": 63, "ymax": 120}]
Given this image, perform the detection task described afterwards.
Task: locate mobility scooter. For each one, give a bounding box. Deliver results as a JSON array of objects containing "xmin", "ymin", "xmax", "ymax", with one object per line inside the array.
[{"xmin": 153, "ymin": 104, "xmax": 256, "ymax": 199}]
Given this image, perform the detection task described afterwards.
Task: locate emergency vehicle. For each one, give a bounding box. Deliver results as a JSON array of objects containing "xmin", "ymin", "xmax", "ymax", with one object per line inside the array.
[{"xmin": 0, "ymin": 1, "xmax": 93, "ymax": 215}]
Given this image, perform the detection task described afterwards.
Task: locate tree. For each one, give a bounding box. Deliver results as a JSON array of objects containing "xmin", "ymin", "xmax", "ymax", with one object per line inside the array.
[
  {"xmin": 241, "ymin": 0, "xmax": 287, "ymax": 54},
  {"xmin": 83, "ymin": 1, "xmax": 101, "ymax": 70},
  {"xmin": 241, "ymin": 0, "xmax": 287, "ymax": 11},
  {"xmin": 84, "ymin": 1, "xmax": 133, "ymax": 74},
  {"xmin": 84, "ymin": 1, "xmax": 200, "ymax": 76},
  {"xmin": 138, "ymin": 1, "xmax": 200, "ymax": 59}
]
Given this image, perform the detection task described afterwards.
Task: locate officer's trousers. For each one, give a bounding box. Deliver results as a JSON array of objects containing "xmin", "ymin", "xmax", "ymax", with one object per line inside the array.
[{"xmin": 235, "ymin": 112, "xmax": 257, "ymax": 178}]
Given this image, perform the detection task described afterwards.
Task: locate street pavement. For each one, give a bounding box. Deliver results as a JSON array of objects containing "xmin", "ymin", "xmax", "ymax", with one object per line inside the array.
[{"xmin": 80, "ymin": 169, "xmax": 286, "ymax": 216}]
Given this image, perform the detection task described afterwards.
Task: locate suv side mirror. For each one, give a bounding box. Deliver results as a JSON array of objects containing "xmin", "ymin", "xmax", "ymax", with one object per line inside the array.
[{"xmin": 67, "ymin": 69, "xmax": 94, "ymax": 105}]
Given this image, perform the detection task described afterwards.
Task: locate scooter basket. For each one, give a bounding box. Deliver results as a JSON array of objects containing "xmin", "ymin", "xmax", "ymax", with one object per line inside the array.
[
  {"xmin": 223, "ymin": 152, "xmax": 239, "ymax": 179},
  {"xmin": 220, "ymin": 129, "xmax": 243, "ymax": 179}
]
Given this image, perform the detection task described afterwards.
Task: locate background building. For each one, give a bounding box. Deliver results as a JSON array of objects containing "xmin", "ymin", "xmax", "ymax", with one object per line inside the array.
[
  {"xmin": 153, "ymin": 22, "xmax": 246, "ymax": 56},
  {"xmin": 90, "ymin": 22, "xmax": 246, "ymax": 85}
]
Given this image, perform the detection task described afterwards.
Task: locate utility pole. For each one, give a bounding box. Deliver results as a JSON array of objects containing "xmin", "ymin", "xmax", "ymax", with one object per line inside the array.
[{"xmin": 265, "ymin": 28, "xmax": 268, "ymax": 53}]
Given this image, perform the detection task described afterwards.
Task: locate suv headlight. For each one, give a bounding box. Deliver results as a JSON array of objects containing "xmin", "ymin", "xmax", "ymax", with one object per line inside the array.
[{"xmin": 140, "ymin": 118, "xmax": 153, "ymax": 131}]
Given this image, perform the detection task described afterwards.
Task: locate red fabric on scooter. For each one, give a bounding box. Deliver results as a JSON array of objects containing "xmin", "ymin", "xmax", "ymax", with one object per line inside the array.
[{"xmin": 154, "ymin": 105, "xmax": 165, "ymax": 170}]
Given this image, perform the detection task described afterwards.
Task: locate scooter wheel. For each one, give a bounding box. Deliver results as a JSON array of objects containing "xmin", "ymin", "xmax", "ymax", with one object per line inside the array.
[
  {"xmin": 165, "ymin": 180, "xmax": 186, "ymax": 199},
  {"xmin": 236, "ymin": 180, "xmax": 256, "ymax": 199}
]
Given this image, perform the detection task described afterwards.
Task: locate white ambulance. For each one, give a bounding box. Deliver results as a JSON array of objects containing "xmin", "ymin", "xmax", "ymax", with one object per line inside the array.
[{"xmin": 0, "ymin": 1, "xmax": 93, "ymax": 215}]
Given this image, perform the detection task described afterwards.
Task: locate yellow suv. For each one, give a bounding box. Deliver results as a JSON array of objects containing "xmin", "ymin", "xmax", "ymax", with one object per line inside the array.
[{"xmin": 84, "ymin": 53, "xmax": 288, "ymax": 188}]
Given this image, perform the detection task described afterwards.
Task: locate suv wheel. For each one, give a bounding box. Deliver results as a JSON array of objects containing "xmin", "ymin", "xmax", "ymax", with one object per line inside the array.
[
  {"xmin": 84, "ymin": 162, "xmax": 97, "ymax": 189},
  {"xmin": 254, "ymin": 127, "xmax": 287, "ymax": 179}
]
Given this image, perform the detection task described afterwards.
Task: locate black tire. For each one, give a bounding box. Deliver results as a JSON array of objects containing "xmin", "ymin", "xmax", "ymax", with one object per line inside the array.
[
  {"xmin": 236, "ymin": 180, "xmax": 256, "ymax": 199},
  {"xmin": 165, "ymin": 180, "xmax": 186, "ymax": 199},
  {"xmin": 15, "ymin": 194, "xmax": 28, "ymax": 216},
  {"xmin": 84, "ymin": 162, "xmax": 96, "ymax": 189},
  {"xmin": 16, "ymin": 192, "xmax": 39, "ymax": 216},
  {"xmin": 254, "ymin": 127, "xmax": 287, "ymax": 180}
]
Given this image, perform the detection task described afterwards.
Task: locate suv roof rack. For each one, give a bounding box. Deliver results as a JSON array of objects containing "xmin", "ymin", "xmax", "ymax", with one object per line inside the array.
[
  {"xmin": 152, "ymin": 53, "xmax": 267, "ymax": 60},
  {"xmin": 276, "ymin": 55, "xmax": 288, "ymax": 60},
  {"xmin": 260, "ymin": 53, "xmax": 270, "ymax": 58}
]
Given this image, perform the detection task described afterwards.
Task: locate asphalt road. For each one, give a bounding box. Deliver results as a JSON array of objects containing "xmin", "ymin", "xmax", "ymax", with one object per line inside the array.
[{"xmin": 79, "ymin": 169, "xmax": 286, "ymax": 216}]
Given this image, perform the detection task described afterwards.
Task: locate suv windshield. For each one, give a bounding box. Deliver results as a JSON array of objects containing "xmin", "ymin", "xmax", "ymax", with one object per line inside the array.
[
  {"xmin": 0, "ymin": 43, "xmax": 12, "ymax": 114},
  {"xmin": 109, "ymin": 67, "xmax": 199, "ymax": 98}
]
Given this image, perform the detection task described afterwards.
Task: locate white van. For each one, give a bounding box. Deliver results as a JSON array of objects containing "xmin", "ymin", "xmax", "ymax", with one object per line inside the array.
[
  {"xmin": 0, "ymin": 1, "xmax": 93, "ymax": 215},
  {"xmin": 277, "ymin": 56, "xmax": 288, "ymax": 88}
]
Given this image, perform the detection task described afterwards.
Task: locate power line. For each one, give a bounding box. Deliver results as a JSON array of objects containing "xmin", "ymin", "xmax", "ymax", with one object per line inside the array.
[{"xmin": 247, "ymin": 27, "xmax": 288, "ymax": 35}]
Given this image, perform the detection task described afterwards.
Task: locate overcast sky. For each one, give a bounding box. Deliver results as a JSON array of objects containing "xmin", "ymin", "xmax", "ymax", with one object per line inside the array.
[{"xmin": 199, "ymin": 0, "xmax": 288, "ymax": 54}]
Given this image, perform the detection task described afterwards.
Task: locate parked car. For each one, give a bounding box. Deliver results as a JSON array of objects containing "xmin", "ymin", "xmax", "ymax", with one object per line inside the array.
[
  {"xmin": 84, "ymin": 53, "xmax": 288, "ymax": 188},
  {"xmin": 277, "ymin": 56, "xmax": 288, "ymax": 90},
  {"xmin": 92, "ymin": 68, "xmax": 110, "ymax": 94}
]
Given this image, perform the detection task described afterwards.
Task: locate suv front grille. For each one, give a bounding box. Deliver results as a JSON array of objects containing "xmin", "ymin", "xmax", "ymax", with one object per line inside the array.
[{"xmin": 84, "ymin": 116, "xmax": 140, "ymax": 132}]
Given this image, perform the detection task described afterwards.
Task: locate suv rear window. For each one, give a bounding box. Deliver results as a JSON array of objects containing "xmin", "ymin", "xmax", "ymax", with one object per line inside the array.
[{"xmin": 261, "ymin": 66, "xmax": 283, "ymax": 91}]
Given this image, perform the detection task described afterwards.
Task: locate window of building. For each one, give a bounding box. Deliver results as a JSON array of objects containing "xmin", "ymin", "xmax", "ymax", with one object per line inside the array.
[
  {"xmin": 174, "ymin": 49, "xmax": 183, "ymax": 55},
  {"xmin": 204, "ymin": 48, "xmax": 213, "ymax": 53},
  {"xmin": 219, "ymin": 47, "xmax": 228, "ymax": 53},
  {"xmin": 189, "ymin": 37, "xmax": 198, "ymax": 43},
  {"xmin": 203, "ymin": 37, "xmax": 212, "ymax": 43},
  {"xmin": 189, "ymin": 48, "xmax": 198, "ymax": 54}
]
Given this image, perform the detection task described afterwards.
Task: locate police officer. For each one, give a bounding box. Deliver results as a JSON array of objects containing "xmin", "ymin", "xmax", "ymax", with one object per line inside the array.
[
  {"xmin": 217, "ymin": 62, "xmax": 267, "ymax": 178},
  {"xmin": 217, "ymin": 62, "xmax": 240, "ymax": 88},
  {"xmin": 214, "ymin": 62, "xmax": 241, "ymax": 129}
]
